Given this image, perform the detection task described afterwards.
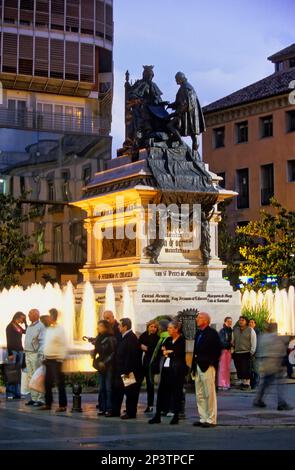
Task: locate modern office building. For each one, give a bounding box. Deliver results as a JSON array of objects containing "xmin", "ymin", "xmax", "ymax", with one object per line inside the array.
[
  {"xmin": 0, "ymin": 0, "xmax": 114, "ymax": 285},
  {"xmin": 203, "ymin": 44, "xmax": 295, "ymax": 232}
]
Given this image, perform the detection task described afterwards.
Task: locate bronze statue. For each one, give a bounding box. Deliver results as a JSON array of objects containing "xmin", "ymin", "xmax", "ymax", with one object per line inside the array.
[
  {"xmin": 125, "ymin": 65, "xmax": 165, "ymax": 149},
  {"xmin": 167, "ymin": 72, "xmax": 206, "ymax": 151}
]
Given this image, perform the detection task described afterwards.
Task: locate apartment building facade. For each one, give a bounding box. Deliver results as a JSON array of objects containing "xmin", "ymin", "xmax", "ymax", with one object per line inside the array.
[
  {"xmin": 203, "ymin": 44, "xmax": 295, "ymax": 233},
  {"xmin": 0, "ymin": 0, "xmax": 114, "ymax": 285}
]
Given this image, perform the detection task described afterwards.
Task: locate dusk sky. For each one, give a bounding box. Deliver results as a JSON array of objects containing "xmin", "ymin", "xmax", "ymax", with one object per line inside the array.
[{"xmin": 111, "ymin": 0, "xmax": 294, "ymax": 154}]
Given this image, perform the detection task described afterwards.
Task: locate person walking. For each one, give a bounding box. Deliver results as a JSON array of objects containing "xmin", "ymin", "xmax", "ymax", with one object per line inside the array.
[
  {"xmin": 24, "ymin": 309, "xmax": 45, "ymax": 407},
  {"xmin": 253, "ymin": 323, "xmax": 293, "ymax": 411},
  {"xmin": 112, "ymin": 318, "xmax": 142, "ymax": 419},
  {"xmin": 191, "ymin": 312, "xmax": 221, "ymax": 428},
  {"xmin": 149, "ymin": 319, "xmax": 186, "ymax": 425},
  {"xmin": 218, "ymin": 317, "xmax": 233, "ymax": 390},
  {"xmin": 233, "ymin": 316, "xmax": 257, "ymax": 390},
  {"xmin": 41, "ymin": 308, "xmax": 67, "ymax": 412},
  {"xmin": 139, "ymin": 319, "xmax": 159, "ymax": 413},
  {"xmin": 94, "ymin": 320, "xmax": 117, "ymax": 417},
  {"xmin": 249, "ymin": 318, "xmax": 260, "ymax": 389},
  {"xmin": 5, "ymin": 312, "xmax": 27, "ymax": 400}
]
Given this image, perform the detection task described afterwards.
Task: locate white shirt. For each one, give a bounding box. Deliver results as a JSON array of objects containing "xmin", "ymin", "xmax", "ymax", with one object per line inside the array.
[{"xmin": 44, "ymin": 324, "xmax": 67, "ymax": 360}]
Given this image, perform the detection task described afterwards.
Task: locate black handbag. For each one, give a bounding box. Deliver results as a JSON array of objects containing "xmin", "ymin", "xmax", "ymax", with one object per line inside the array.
[{"xmin": 4, "ymin": 363, "xmax": 21, "ymax": 385}]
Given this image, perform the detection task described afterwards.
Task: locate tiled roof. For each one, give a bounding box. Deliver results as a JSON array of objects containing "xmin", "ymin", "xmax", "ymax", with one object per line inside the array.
[
  {"xmin": 203, "ymin": 69, "xmax": 295, "ymax": 114},
  {"xmin": 268, "ymin": 44, "xmax": 295, "ymax": 62}
]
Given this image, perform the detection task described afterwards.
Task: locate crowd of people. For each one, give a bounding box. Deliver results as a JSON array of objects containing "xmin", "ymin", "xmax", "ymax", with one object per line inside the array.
[{"xmin": 1, "ymin": 309, "xmax": 294, "ymax": 427}]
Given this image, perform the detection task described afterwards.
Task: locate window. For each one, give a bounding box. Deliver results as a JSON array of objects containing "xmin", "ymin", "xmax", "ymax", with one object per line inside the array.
[
  {"xmin": 236, "ymin": 169, "xmax": 249, "ymax": 209},
  {"xmin": 53, "ymin": 225, "xmax": 63, "ymax": 262},
  {"xmin": 20, "ymin": 176, "xmax": 26, "ymax": 194},
  {"xmin": 213, "ymin": 127, "xmax": 225, "ymax": 149},
  {"xmin": 3, "ymin": 33, "xmax": 17, "ymax": 73},
  {"xmin": 82, "ymin": 166, "xmax": 91, "ymax": 186},
  {"xmin": 61, "ymin": 170, "xmax": 71, "ymax": 201},
  {"xmin": 260, "ymin": 115, "xmax": 273, "ymax": 138},
  {"xmin": 8, "ymin": 99, "xmax": 27, "ymax": 127},
  {"xmin": 237, "ymin": 221, "xmax": 249, "ymax": 228},
  {"xmin": 275, "ymin": 61, "xmax": 284, "ymax": 72},
  {"xmin": 287, "ymin": 160, "xmax": 295, "ymax": 182},
  {"xmin": 261, "ymin": 164, "xmax": 274, "ymax": 205},
  {"xmin": 0, "ymin": 177, "xmax": 6, "ymax": 194},
  {"xmin": 236, "ymin": 121, "xmax": 248, "ymax": 144},
  {"xmin": 47, "ymin": 179, "xmax": 55, "ymax": 201},
  {"xmin": 70, "ymin": 221, "xmax": 86, "ymax": 263},
  {"xmin": 287, "ymin": 111, "xmax": 295, "ymax": 132},
  {"xmin": 217, "ymin": 172, "xmax": 226, "ymax": 188},
  {"xmin": 289, "ymin": 58, "xmax": 295, "ymax": 69}
]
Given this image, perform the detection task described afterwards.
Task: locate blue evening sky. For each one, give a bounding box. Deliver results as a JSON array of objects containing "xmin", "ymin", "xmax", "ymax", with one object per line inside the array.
[{"xmin": 111, "ymin": 0, "xmax": 294, "ymax": 154}]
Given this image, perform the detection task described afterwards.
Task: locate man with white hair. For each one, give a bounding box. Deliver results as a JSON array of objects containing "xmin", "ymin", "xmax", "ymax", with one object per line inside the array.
[
  {"xmin": 191, "ymin": 312, "xmax": 221, "ymax": 427},
  {"xmin": 24, "ymin": 309, "xmax": 45, "ymax": 406}
]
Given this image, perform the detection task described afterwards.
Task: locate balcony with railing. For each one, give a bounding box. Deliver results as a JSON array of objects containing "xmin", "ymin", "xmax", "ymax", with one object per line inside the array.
[{"xmin": 0, "ymin": 108, "xmax": 110, "ymax": 136}]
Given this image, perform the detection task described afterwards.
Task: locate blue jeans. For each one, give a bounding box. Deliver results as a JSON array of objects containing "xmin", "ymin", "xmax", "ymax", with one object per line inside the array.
[
  {"xmin": 98, "ymin": 368, "xmax": 113, "ymax": 413},
  {"xmin": 5, "ymin": 351, "xmax": 24, "ymax": 399}
]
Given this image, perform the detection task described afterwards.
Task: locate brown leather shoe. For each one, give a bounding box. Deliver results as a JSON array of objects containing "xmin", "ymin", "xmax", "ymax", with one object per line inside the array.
[
  {"xmin": 40, "ymin": 405, "xmax": 51, "ymax": 411},
  {"xmin": 56, "ymin": 407, "xmax": 67, "ymax": 413}
]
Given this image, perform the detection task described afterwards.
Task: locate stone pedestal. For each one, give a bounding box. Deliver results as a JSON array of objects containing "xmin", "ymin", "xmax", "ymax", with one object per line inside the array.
[{"xmin": 73, "ymin": 146, "xmax": 240, "ymax": 332}]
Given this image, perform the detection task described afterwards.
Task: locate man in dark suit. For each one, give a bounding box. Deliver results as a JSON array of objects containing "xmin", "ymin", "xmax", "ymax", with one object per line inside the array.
[
  {"xmin": 191, "ymin": 312, "xmax": 221, "ymax": 427},
  {"xmin": 112, "ymin": 318, "xmax": 142, "ymax": 419}
]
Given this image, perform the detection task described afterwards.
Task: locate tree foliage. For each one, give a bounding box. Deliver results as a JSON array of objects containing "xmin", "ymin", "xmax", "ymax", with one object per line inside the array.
[
  {"xmin": 237, "ymin": 199, "xmax": 295, "ymax": 290},
  {"xmin": 0, "ymin": 193, "xmax": 45, "ymax": 290}
]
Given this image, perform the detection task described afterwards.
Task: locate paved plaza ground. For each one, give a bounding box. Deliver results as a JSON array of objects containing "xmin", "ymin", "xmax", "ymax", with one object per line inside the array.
[{"xmin": 1, "ymin": 381, "xmax": 295, "ymax": 450}]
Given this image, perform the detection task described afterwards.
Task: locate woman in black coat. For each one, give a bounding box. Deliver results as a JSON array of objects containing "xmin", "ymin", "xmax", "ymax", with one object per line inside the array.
[
  {"xmin": 139, "ymin": 319, "xmax": 159, "ymax": 413},
  {"xmin": 149, "ymin": 319, "xmax": 186, "ymax": 425},
  {"xmin": 93, "ymin": 320, "xmax": 117, "ymax": 416},
  {"xmin": 5, "ymin": 311, "xmax": 27, "ymax": 399}
]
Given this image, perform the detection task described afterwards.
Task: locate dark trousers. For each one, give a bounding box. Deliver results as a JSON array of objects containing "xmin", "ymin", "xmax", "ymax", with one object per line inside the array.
[
  {"xmin": 112, "ymin": 376, "xmax": 140, "ymax": 418},
  {"xmin": 156, "ymin": 367, "xmax": 184, "ymax": 417},
  {"xmin": 98, "ymin": 368, "xmax": 113, "ymax": 413},
  {"xmin": 142, "ymin": 368, "xmax": 154, "ymax": 407},
  {"xmin": 233, "ymin": 352, "xmax": 251, "ymax": 380},
  {"xmin": 44, "ymin": 359, "xmax": 67, "ymax": 408}
]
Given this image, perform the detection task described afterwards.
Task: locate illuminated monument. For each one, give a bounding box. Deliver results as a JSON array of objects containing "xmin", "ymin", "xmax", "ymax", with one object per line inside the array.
[{"xmin": 73, "ymin": 68, "xmax": 240, "ymax": 332}]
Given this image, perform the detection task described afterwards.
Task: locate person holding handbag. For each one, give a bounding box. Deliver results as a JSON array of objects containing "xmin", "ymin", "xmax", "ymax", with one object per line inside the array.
[
  {"xmin": 93, "ymin": 320, "xmax": 117, "ymax": 417},
  {"xmin": 5, "ymin": 312, "xmax": 27, "ymax": 400}
]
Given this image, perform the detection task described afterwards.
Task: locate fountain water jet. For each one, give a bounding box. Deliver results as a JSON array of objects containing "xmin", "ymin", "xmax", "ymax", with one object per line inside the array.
[{"xmin": 104, "ymin": 283, "xmax": 116, "ymax": 318}]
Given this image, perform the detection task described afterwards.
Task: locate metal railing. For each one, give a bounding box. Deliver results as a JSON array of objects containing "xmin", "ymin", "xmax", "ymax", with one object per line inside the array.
[{"xmin": 0, "ymin": 108, "xmax": 110, "ymax": 136}]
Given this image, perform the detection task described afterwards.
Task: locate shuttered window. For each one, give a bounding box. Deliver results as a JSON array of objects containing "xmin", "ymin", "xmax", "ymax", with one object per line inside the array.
[
  {"xmin": 35, "ymin": 0, "xmax": 49, "ymax": 27},
  {"xmin": 80, "ymin": 43, "xmax": 94, "ymax": 82},
  {"xmin": 105, "ymin": 4, "xmax": 113, "ymax": 41},
  {"xmin": 3, "ymin": 32, "xmax": 17, "ymax": 73},
  {"xmin": 35, "ymin": 37, "xmax": 48, "ymax": 77},
  {"xmin": 81, "ymin": 0, "xmax": 94, "ymax": 35},
  {"xmin": 50, "ymin": 39, "xmax": 64, "ymax": 79},
  {"xmin": 4, "ymin": 0, "xmax": 18, "ymax": 24},
  {"xmin": 96, "ymin": 0, "xmax": 104, "ymax": 38},
  {"xmin": 66, "ymin": 0, "xmax": 79, "ymax": 32},
  {"xmin": 51, "ymin": 0, "xmax": 64, "ymax": 30},
  {"xmin": 19, "ymin": 0, "xmax": 34, "ymax": 24},
  {"xmin": 19, "ymin": 35, "xmax": 33, "ymax": 75},
  {"xmin": 65, "ymin": 41, "xmax": 79, "ymax": 80}
]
